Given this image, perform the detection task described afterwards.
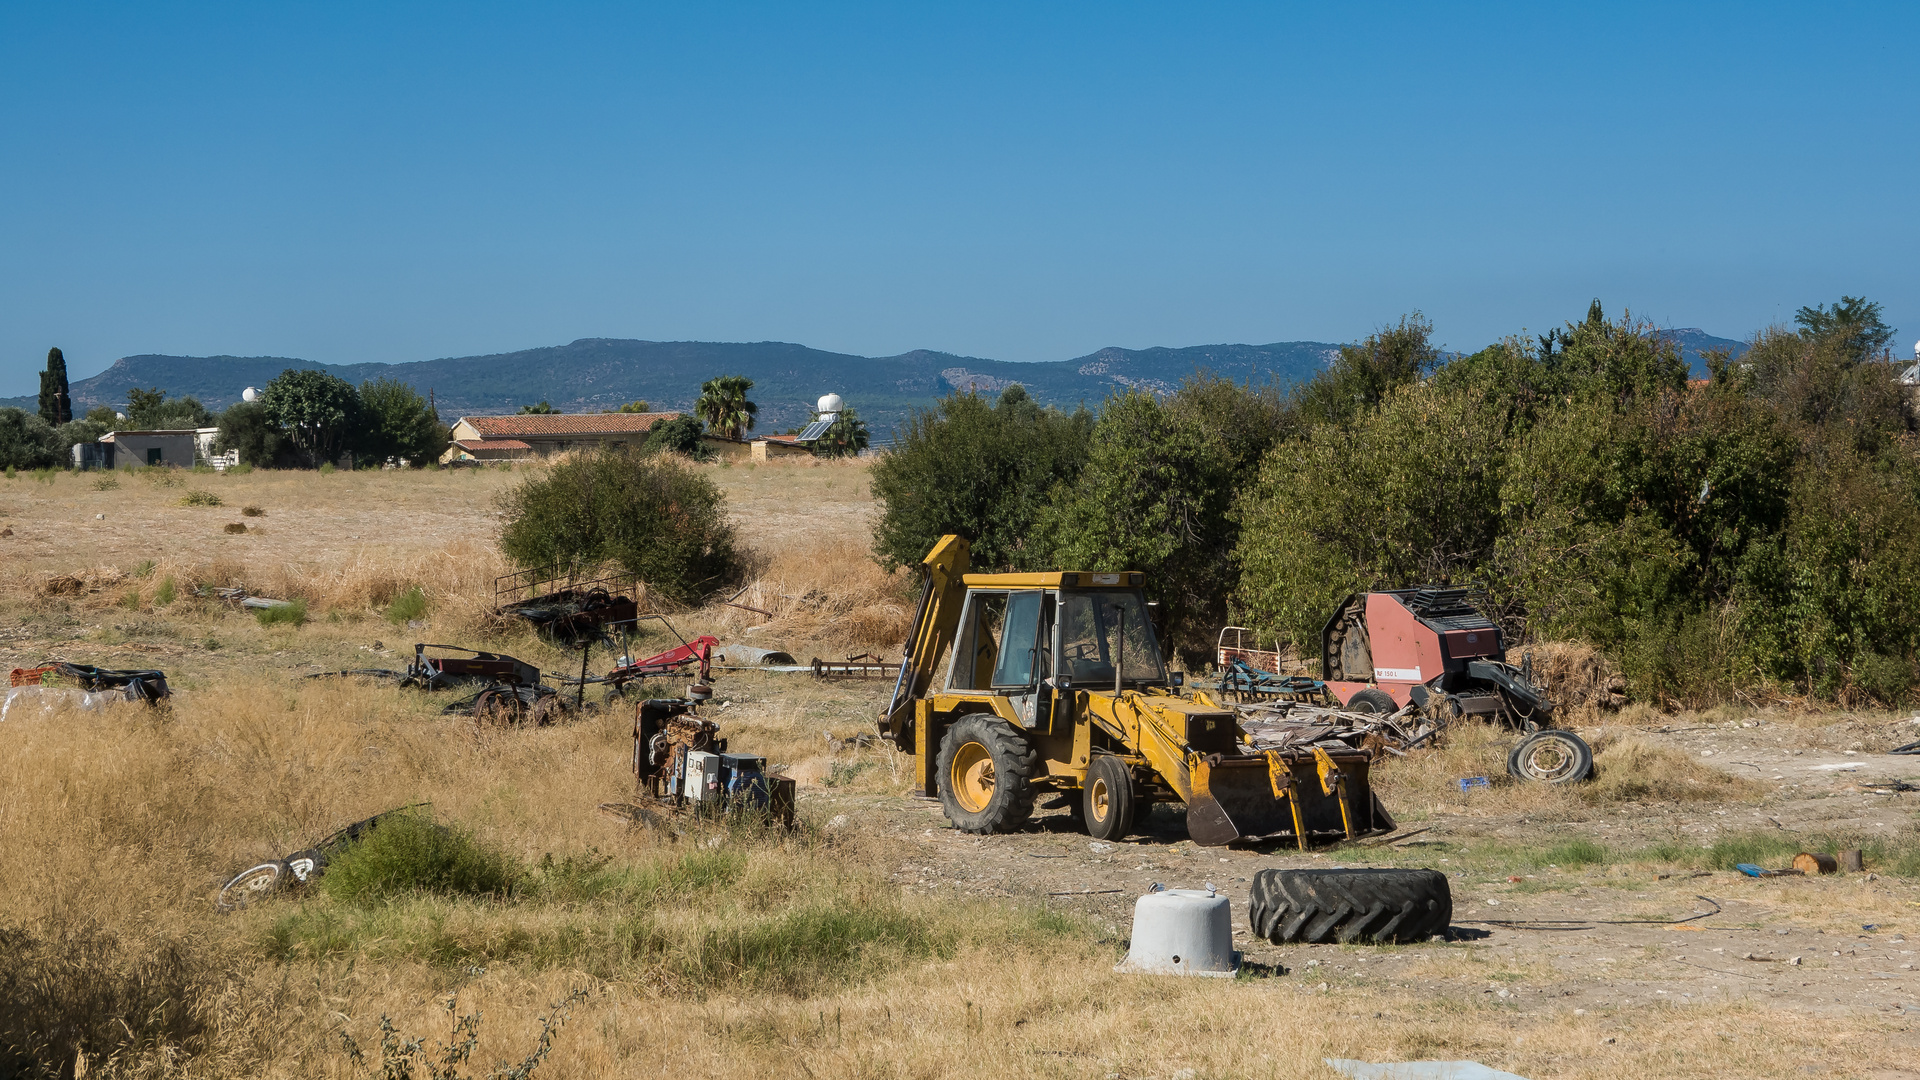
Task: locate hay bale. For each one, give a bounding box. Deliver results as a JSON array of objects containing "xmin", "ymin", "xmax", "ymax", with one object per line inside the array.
[{"xmin": 1524, "ymin": 640, "xmax": 1626, "ymax": 716}]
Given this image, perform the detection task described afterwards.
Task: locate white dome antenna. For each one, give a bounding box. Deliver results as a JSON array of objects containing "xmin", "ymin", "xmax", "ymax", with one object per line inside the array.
[
  {"xmin": 816, "ymin": 393, "xmax": 843, "ymax": 419},
  {"xmin": 242, "ymin": 386, "xmax": 260, "ymax": 402}
]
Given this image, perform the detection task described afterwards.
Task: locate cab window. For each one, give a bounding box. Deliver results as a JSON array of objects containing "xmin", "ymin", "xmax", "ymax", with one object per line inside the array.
[
  {"xmin": 1057, "ymin": 590, "xmax": 1165, "ymax": 686},
  {"xmin": 990, "ymin": 590, "xmax": 1051, "ymax": 689},
  {"xmin": 946, "ymin": 592, "xmax": 1005, "ymax": 690}
]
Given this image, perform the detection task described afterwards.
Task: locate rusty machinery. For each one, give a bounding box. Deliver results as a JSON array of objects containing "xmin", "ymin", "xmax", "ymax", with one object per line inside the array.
[
  {"xmin": 631, "ymin": 697, "xmax": 795, "ymax": 827},
  {"xmin": 1317, "ymin": 588, "xmax": 1593, "ymax": 783}
]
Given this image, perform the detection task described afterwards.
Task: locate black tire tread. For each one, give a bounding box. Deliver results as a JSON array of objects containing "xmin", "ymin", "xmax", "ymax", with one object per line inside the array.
[
  {"xmin": 1249, "ymin": 868, "xmax": 1451, "ymax": 944},
  {"xmin": 1346, "ymin": 688, "xmax": 1397, "ymax": 715},
  {"xmin": 936, "ymin": 713, "xmax": 1040, "ymax": 835}
]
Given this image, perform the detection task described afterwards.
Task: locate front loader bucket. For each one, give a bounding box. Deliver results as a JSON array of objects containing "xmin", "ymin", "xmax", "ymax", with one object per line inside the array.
[
  {"xmin": 1186, "ymin": 750, "xmax": 1391, "ymax": 848},
  {"xmin": 1188, "ymin": 757, "xmax": 1294, "ymax": 847}
]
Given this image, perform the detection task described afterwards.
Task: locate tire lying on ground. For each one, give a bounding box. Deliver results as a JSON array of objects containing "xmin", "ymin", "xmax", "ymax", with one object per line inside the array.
[
  {"xmin": 1506, "ymin": 729, "xmax": 1594, "ymax": 784},
  {"xmin": 1248, "ymin": 868, "xmax": 1452, "ymax": 944}
]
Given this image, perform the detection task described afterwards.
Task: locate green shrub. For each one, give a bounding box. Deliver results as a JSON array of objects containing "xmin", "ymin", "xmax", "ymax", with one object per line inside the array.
[
  {"xmin": 318, "ymin": 461, "xmax": 336, "ymax": 475},
  {"xmin": 153, "ymin": 576, "xmax": 177, "ymax": 607},
  {"xmin": 496, "ymin": 447, "xmax": 741, "ymax": 604},
  {"xmin": 0, "ymin": 408, "xmax": 62, "ymax": 471},
  {"xmin": 384, "ymin": 585, "xmax": 428, "ymax": 624},
  {"xmin": 1038, "ymin": 378, "xmax": 1285, "ymax": 662},
  {"xmin": 179, "ymin": 490, "xmax": 222, "ymax": 507},
  {"xmin": 321, "ymin": 813, "xmax": 522, "ymax": 903},
  {"xmin": 132, "ymin": 559, "xmax": 156, "ymax": 578},
  {"xmin": 642, "ymin": 413, "xmax": 713, "ymax": 460},
  {"xmin": 91, "ymin": 475, "xmax": 119, "ymax": 491},
  {"xmin": 253, "ymin": 599, "xmax": 307, "ymax": 627},
  {"xmin": 870, "ymin": 386, "xmax": 1093, "ymax": 573}
]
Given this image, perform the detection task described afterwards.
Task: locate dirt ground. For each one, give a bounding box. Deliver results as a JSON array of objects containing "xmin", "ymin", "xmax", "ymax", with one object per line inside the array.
[{"xmin": 7, "ymin": 460, "xmax": 1920, "ymax": 1078}]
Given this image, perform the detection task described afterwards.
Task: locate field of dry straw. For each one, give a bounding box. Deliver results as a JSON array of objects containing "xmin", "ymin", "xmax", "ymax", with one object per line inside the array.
[{"xmin": 0, "ymin": 459, "xmax": 1914, "ymax": 1079}]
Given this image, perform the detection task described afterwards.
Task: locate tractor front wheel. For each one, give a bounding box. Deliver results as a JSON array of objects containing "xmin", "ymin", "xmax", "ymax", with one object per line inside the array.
[
  {"xmin": 1083, "ymin": 754, "xmax": 1137, "ymax": 841},
  {"xmin": 937, "ymin": 714, "xmax": 1039, "ymax": 835}
]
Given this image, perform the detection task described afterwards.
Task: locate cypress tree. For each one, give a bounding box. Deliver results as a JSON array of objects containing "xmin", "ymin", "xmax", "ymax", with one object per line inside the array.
[{"xmin": 37, "ymin": 347, "xmax": 72, "ymax": 426}]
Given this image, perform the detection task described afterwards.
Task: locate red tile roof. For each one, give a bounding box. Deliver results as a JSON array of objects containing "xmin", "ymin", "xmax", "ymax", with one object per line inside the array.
[
  {"xmin": 454, "ymin": 439, "xmax": 531, "ymax": 451},
  {"xmin": 761, "ymin": 434, "xmax": 803, "ymax": 443},
  {"xmin": 459, "ymin": 413, "xmax": 678, "ymax": 437}
]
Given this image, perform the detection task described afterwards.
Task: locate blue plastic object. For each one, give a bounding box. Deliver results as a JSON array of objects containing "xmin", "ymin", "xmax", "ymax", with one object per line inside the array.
[
  {"xmin": 1457, "ymin": 776, "xmax": 1491, "ymax": 793},
  {"xmin": 1736, "ymin": 863, "xmax": 1766, "ymax": 877}
]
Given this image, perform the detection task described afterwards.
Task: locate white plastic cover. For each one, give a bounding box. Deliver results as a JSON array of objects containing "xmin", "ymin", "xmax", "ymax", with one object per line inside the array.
[
  {"xmin": 1115, "ymin": 888, "xmax": 1238, "ymax": 977},
  {"xmin": 1, "ymin": 686, "xmax": 123, "ymax": 722}
]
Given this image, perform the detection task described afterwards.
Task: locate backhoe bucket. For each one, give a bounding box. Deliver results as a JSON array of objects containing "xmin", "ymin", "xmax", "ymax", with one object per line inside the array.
[{"xmin": 1186, "ymin": 749, "xmax": 1392, "ymax": 848}]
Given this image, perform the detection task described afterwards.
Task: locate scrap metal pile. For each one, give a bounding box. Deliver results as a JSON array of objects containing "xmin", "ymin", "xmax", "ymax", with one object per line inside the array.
[
  {"xmin": 1210, "ymin": 587, "xmax": 1596, "ymax": 785},
  {"xmin": 494, "ymin": 564, "xmax": 639, "ymax": 643}
]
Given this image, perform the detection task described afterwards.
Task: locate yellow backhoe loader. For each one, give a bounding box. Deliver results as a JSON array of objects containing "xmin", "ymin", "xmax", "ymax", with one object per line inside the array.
[{"xmin": 878, "ymin": 535, "xmax": 1395, "ymax": 847}]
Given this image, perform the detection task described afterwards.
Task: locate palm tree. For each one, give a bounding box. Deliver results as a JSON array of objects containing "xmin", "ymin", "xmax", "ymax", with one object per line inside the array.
[
  {"xmin": 814, "ymin": 406, "xmax": 869, "ymax": 458},
  {"xmin": 696, "ymin": 375, "xmax": 757, "ymax": 440}
]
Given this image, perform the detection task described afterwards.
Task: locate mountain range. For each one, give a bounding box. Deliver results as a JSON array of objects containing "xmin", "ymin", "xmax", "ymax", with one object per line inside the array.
[{"xmin": 4, "ymin": 329, "xmax": 1746, "ymax": 437}]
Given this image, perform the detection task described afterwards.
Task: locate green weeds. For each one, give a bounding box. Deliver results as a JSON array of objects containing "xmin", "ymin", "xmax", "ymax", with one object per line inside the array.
[
  {"xmin": 384, "ymin": 585, "xmax": 429, "ymax": 625},
  {"xmin": 253, "ymin": 599, "xmax": 308, "ymax": 627},
  {"xmin": 320, "ymin": 813, "xmax": 521, "ymax": 903}
]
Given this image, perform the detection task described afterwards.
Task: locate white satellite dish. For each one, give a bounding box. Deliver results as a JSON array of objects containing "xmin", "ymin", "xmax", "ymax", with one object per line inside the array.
[
  {"xmin": 1913, "ymin": 340, "xmax": 1919, "ymax": 361},
  {"xmin": 242, "ymin": 386, "xmax": 260, "ymax": 402}
]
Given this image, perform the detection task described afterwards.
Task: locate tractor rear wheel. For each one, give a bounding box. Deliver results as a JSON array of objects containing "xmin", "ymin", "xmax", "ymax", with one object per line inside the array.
[
  {"xmin": 1249, "ymin": 868, "xmax": 1452, "ymax": 944},
  {"xmin": 1083, "ymin": 754, "xmax": 1136, "ymax": 841},
  {"xmin": 1506, "ymin": 729, "xmax": 1593, "ymax": 784},
  {"xmin": 937, "ymin": 714, "xmax": 1039, "ymax": 835},
  {"xmin": 1345, "ymin": 688, "xmax": 1397, "ymax": 714}
]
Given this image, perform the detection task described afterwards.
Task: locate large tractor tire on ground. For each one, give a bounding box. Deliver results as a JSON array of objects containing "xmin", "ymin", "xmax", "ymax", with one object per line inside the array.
[
  {"xmin": 1506, "ymin": 729, "xmax": 1593, "ymax": 784},
  {"xmin": 1082, "ymin": 753, "xmax": 1136, "ymax": 841},
  {"xmin": 1248, "ymin": 868, "xmax": 1452, "ymax": 944},
  {"xmin": 937, "ymin": 714, "xmax": 1040, "ymax": 835}
]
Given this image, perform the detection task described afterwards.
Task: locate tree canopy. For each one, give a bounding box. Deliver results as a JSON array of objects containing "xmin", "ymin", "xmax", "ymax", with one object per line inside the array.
[
  {"xmin": 696, "ymin": 375, "xmax": 757, "ymax": 440},
  {"xmin": 262, "ymin": 369, "xmax": 361, "ymax": 467}
]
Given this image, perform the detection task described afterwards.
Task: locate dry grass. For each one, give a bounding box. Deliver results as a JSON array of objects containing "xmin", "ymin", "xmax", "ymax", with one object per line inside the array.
[
  {"xmin": 4, "ymin": 461, "xmax": 1911, "ymax": 1077},
  {"xmin": 710, "ymin": 539, "xmax": 915, "ymax": 655},
  {"xmin": 1370, "ymin": 724, "xmax": 1764, "ymax": 821}
]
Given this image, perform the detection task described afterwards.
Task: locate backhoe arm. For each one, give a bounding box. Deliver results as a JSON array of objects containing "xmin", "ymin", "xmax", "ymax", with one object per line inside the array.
[{"xmin": 880, "ymin": 534, "xmax": 970, "ymax": 745}]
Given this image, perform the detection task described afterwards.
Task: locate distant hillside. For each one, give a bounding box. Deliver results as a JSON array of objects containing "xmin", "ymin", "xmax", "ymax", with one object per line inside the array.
[
  {"xmin": 1658, "ymin": 328, "xmax": 1748, "ymax": 377},
  {"xmin": 3, "ymin": 339, "xmax": 1343, "ymax": 437},
  {"xmin": 0, "ymin": 330, "xmax": 1744, "ymax": 435}
]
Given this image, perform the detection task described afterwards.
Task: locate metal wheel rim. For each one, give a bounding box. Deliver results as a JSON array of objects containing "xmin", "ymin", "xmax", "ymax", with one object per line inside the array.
[
  {"xmin": 950, "ymin": 741, "xmax": 995, "ymax": 813},
  {"xmin": 220, "ymin": 863, "xmax": 283, "ymax": 910},
  {"xmin": 1088, "ymin": 777, "xmax": 1112, "ymax": 823},
  {"xmin": 1519, "ymin": 737, "xmax": 1578, "ymax": 781}
]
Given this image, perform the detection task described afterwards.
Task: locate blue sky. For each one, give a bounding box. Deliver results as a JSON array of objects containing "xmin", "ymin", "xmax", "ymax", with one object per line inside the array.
[{"xmin": 3, "ymin": 2, "xmax": 1916, "ymax": 392}]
